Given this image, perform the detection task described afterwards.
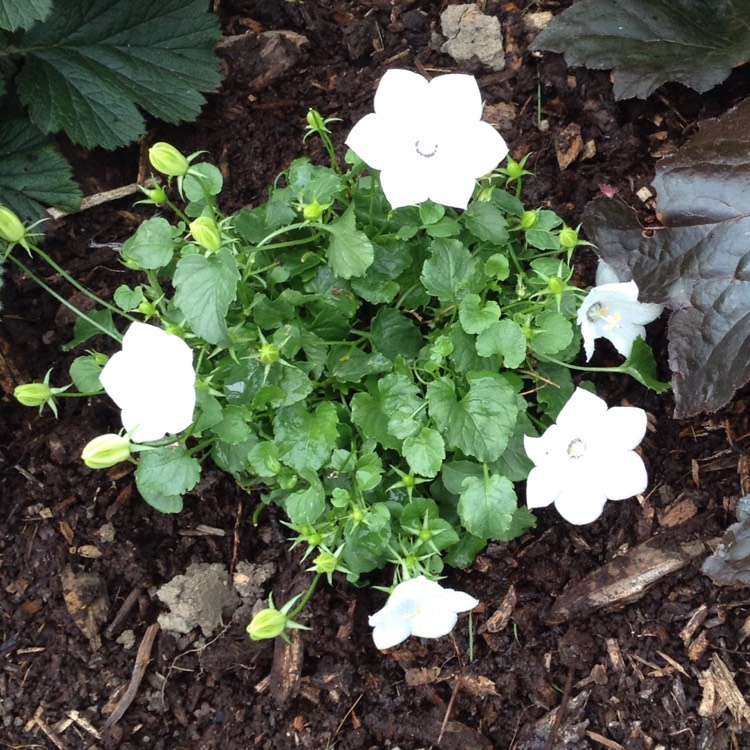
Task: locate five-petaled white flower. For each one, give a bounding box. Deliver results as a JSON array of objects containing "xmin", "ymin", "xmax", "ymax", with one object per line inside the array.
[
  {"xmin": 523, "ymin": 388, "xmax": 648, "ymax": 525},
  {"xmin": 369, "ymin": 575, "xmax": 478, "ymax": 650},
  {"xmin": 99, "ymin": 322, "xmax": 196, "ymax": 443},
  {"xmin": 577, "ymin": 277, "xmax": 663, "ymax": 361},
  {"xmin": 345, "ymin": 69, "xmax": 509, "ymax": 210}
]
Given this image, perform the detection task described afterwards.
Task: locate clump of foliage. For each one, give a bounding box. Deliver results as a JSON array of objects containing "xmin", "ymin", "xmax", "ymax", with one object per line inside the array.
[{"xmin": 0, "ymin": 0, "xmax": 221, "ymax": 218}]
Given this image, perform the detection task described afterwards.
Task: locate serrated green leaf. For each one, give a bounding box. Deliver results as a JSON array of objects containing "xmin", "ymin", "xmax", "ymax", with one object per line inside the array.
[
  {"xmin": 476, "ymin": 319, "xmax": 527, "ymax": 368},
  {"xmin": 421, "ymin": 238, "xmax": 481, "ymax": 303},
  {"xmin": 0, "ymin": 117, "xmax": 79, "ymax": 218},
  {"xmin": 69, "ymin": 355, "xmax": 102, "ymax": 393},
  {"xmin": 402, "ymin": 426, "xmax": 445, "ymax": 478},
  {"xmin": 458, "ymin": 472, "xmax": 517, "ymax": 539},
  {"xmin": 15, "ymin": 0, "xmax": 221, "ymax": 148},
  {"xmin": 213, "ymin": 405, "xmax": 253, "ymax": 445},
  {"xmin": 173, "ymin": 248, "xmax": 239, "ymax": 345},
  {"xmin": 121, "ymin": 217, "xmax": 174, "ymax": 269},
  {"xmin": 463, "ymin": 201, "xmax": 509, "ymax": 243},
  {"xmin": 135, "ymin": 444, "xmax": 200, "ymax": 513},
  {"xmin": 0, "ymin": 0, "xmax": 51, "ymax": 32},
  {"xmin": 427, "ymin": 372, "xmax": 518, "ymax": 462},
  {"xmin": 285, "ymin": 472, "xmax": 325, "ymax": 525},
  {"xmin": 325, "ymin": 205, "xmax": 374, "ymax": 279},
  {"xmin": 193, "ymin": 390, "xmax": 223, "ymax": 432},
  {"xmin": 530, "ymin": 0, "xmax": 750, "ymax": 100},
  {"xmin": 274, "ymin": 401, "xmax": 338, "ymax": 473}
]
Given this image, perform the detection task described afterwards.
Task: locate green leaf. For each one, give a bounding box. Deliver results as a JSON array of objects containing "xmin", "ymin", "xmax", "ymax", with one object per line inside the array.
[
  {"xmin": 121, "ymin": 217, "xmax": 174, "ymax": 269},
  {"xmin": 15, "ymin": 0, "xmax": 221, "ymax": 148},
  {"xmin": 370, "ymin": 307, "xmax": 423, "ymax": 362},
  {"xmin": 421, "ymin": 238, "xmax": 481, "ymax": 303},
  {"xmin": 69, "ymin": 355, "xmax": 102, "ymax": 393},
  {"xmin": 427, "ymin": 372, "xmax": 518, "ymax": 462},
  {"xmin": 193, "ymin": 390, "xmax": 223, "ymax": 432},
  {"xmin": 458, "ymin": 293, "xmax": 501, "ymax": 334},
  {"xmin": 285, "ymin": 472, "xmax": 325, "ymax": 525},
  {"xmin": 525, "ymin": 210, "xmax": 563, "ymax": 250},
  {"xmin": 213, "ymin": 405, "xmax": 253, "ymax": 445},
  {"xmin": 475, "ymin": 319, "xmax": 527, "ymax": 368},
  {"xmin": 62, "ymin": 309, "xmax": 117, "ymax": 351},
  {"xmin": 402, "ymin": 426, "xmax": 445, "ymax": 478},
  {"xmin": 113, "ymin": 284, "xmax": 144, "ymax": 311},
  {"xmin": 463, "ymin": 201, "xmax": 509, "ymax": 243},
  {"xmin": 528, "ymin": 310, "xmax": 574, "ymax": 356},
  {"xmin": 0, "ymin": 0, "xmax": 51, "ymax": 32},
  {"xmin": 274, "ymin": 401, "xmax": 339, "ymax": 473},
  {"xmin": 325, "ymin": 205, "xmax": 374, "ymax": 279},
  {"xmin": 173, "ymin": 248, "xmax": 239, "ymax": 345},
  {"xmin": 444, "ymin": 531, "xmax": 487, "ymax": 569},
  {"xmin": 534, "ymin": 361, "xmax": 576, "ymax": 421},
  {"xmin": 530, "ymin": 0, "xmax": 750, "ymax": 100},
  {"xmin": 458, "ymin": 472, "xmax": 517, "ymax": 539},
  {"xmin": 135, "ymin": 444, "xmax": 201, "ymax": 513},
  {"xmin": 0, "ymin": 117, "xmax": 80, "ymax": 218},
  {"xmin": 350, "ymin": 240, "xmax": 412, "ymax": 304},
  {"xmin": 620, "ymin": 337, "xmax": 671, "ymax": 394}
]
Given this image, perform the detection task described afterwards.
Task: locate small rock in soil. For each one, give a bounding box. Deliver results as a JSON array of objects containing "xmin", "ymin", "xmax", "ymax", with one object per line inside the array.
[{"xmin": 440, "ymin": 4, "xmax": 505, "ymax": 71}]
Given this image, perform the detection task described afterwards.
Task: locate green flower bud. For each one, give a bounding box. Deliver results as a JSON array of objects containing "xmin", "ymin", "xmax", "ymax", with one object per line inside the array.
[
  {"xmin": 505, "ymin": 159, "xmax": 525, "ymax": 181},
  {"xmin": 14, "ymin": 382, "xmax": 53, "ymax": 408},
  {"xmin": 0, "ymin": 206, "xmax": 26, "ymax": 244},
  {"xmin": 307, "ymin": 532, "xmax": 322, "ymax": 547},
  {"xmin": 306, "ymin": 109, "xmax": 326, "ymax": 132},
  {"xmin": 418, "ymin": 528, "xmax": 433, "ymax": 542},
  {"xmin": 312, "ymin": 551, "xmax": 338, "ymax": 575},
  {"xmin": 520, "ymin": 210, "xmax": 538, "ymax": 230},
  {"xmin": 350, "ymin": 507, "xmax": 365, "ymax": 523},
  {"xmin": 258, "ymin": 342, "xmax": 281, "ymax": 365},
  {"xmin": 302, "ymin": 200, "xmax": 325, "ymax": 221},
  {"xmin": 189, "ymin": 216, "xmax": 221, "ymax": 252},
  {"xmin": 148, "ymin": 142, "xmax": 190, "ymax": 177},
  {"xmin": 137, "ymin": 300, "xmax": 157, "ymax": 318},
  {"xmin": 147, "ymin": 187, "xmax": 167, "ymax": 205},
  {"xmin": 246, "ymin": 607, "xmax": 288, "ymax": 641},
  {"xmin": 559, "ymin": 226, "xmax": 579, "ymax": 249},
  {"xmin": 164, "ymin": 323, "xmax": 184, "ymax": 337},
  {"xmin": 548, "ymin": 276, "xmax": 566, "ymax": 295},
  {"xmin": 90, "ymin": 351, "xmax": 109, "ymax": 367},
  {"xmin": 81, "ymin": 434, "xmax": 132, "ymax": 469}
]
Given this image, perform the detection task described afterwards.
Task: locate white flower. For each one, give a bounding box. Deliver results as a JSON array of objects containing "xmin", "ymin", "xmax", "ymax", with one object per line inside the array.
[
  {"xmin": 99, "ymin": 322, "xmax": 196, "ymax": 443},
  {"xmin": 369, "ymin": 575, "xmax": 478, "ymax": 650},
  {"xmin": 594, "ymin": 259, "xmax": 623, "ymax": 286},
  {"xmin": 345, "ymin": 69, "xmax": 508, "ymax": 210},
  {"xmin": 523, "ymin": 388, "xmax": 648, "ymax": 525},
  {"xmin": 577, "ymin": 279, "xmax": 663, "ymax": 361}
]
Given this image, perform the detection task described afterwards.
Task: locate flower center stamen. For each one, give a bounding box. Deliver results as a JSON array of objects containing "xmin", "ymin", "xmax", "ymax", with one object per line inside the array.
[
  {"xmin": 415, "ymin": 139, "xmax": 438, "ymax": 158},
  {"xmin": 567, "ymin": 437, "xmax": 586, "ymax": 459},
  {"xmin": 586, "ymin": 302, "xmax": 622, "ymax": 331}
]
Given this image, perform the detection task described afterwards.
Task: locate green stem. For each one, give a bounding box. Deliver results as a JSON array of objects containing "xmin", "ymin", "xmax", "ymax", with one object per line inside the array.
[
  {"xmin": 29, "ymin": 245, "xmax": 136, "ymax": 323},
  {"xmin": 8, "ymin": 255, "xmax": 123, "ymax": 343},
  {"xmin": 535, "ymin": 352, "xmax": 629, "ymax": 375},
  {"xmin": 289, "ymin": 572, "xmax": 323, "ymax": 618}
]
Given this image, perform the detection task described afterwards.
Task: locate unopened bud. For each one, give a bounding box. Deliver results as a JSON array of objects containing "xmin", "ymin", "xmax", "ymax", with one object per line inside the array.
[
  {"xmin": 14, "ymin": 382, "xmax": 52, "ymax": 408},
  {"xmin": 312, "ymin": 551, "xmax": 338, "ymax": 575},
  {"xmin": 189, "ymin": 216, "xmax": 221, "ymax": 252},
  {"xmin": 81, "ymin": 434, "xmax": 132, "ymax": 469},
  {"xmin": 148, "ymin": 142, "xmax": 190, "ymax": 177},
  {"xmin": 258, "ymin": 342, "xmax": 281, "ymax": 365},
  {"xmin": 559, "ymin": 226, "xmax": 579, "ymax": 249},
  {"xmin": 520, "ymin": 210, "xmax": 538, "ymax": 230},
  {"xmin": 548, "ymin": 276, "xmax": 566, "ymax": 295},
  {"xmin": 147, "ymin": 187, "xmax": 167, "ymax": 205},
  {"xmin": 505, "ymin": 159, "xmax": 525, "ymax": 181},
  {"xmin": 0, "ymin": 206, "xmax": 26, "ymax": 244},
  {"xmin": 246, "ymin": 607, "xmax": 288, "ymax": 641},
  {"xmin": 302, "ymin": 200, "xmax": 325, "ymax": 221}
]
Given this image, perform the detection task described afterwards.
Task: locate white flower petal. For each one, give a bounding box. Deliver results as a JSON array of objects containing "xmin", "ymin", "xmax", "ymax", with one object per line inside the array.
[
  {"xmin": 345, "ymin": 113, "xmax": 395, "ymax": 171},
  {"xmin": 428, "ymin": 73, "xmax": 482, "ymax": 123},
  {"xmin": 553, "ymin": 481, "xmax": 608, "ymax": 525},
  {"xmin": 602, "ymin": 406, "xmax": 647, "ymax": 452},
  {"xmin": 525, "ymin": 465, "xmax": 561, "ymax": 509},
  {"xmin": 380, "ymin": 162, "xmax": 432, "ymax": 208},
  {"xmin": 595, "ymin": 260, "xmax": 623, "ymax": 286},
  {"xmin": 441, "ymin": 121, "xmax": 509, "ymax": 181},
  {"xmin": 374, "ymin": 69, "xmax": 429, "ymax": 118},
  {"xmin": 411, "ymin": 609, "xmax": 459, "ymax": 639},
  {"xmin": 598, "ymin": 450, "xmax": 648, "ymax": 500},
  {"xmin": 427, "ymin": 173, "xmax": 479, "ymax": 210},
  {"xmin": 371, "ymin": 614, "xmax": 413, "ymax": 650},
  {"xmin": 556, "ymin": 388, "xmax": 607, "ymax": 434}
]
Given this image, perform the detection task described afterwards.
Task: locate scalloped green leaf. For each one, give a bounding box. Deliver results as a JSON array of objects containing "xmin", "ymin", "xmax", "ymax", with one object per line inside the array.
[
  {"xmin": 0, "ymin": 0, "xmax": 51, "ymax": 32},
  {"xmin": 530, "ymin": 0, "xmax": 750, "ymax": 100},
  {"xmin": 14, "ymin": 0, "xmax": 221, "ymax": 148}
]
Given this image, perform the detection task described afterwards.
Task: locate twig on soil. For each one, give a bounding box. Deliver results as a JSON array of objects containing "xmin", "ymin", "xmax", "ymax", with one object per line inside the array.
[
  {"xmin": 437, "ymin": 673, "xmax": 463, "ymax": 744},
  {"xmin": 104, "ymin": 583, "xmax": 145, "ymax": 639},
  {"xmin": 543, "ymin": 666, "xmax": 574, "ymax": 750},
  {"xmin": 46, "ymin": 184, "xmax": 144, "ymax": 220},
  {"xmin": 101, "ymin": 622, "xmax": 159, "ymax": 734}
]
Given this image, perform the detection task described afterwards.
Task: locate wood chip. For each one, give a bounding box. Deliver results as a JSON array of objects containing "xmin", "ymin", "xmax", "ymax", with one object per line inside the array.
[
  {"xmin": 546, "ymin": 537, "xmax": 717, "ymax": 624},
  {"xmin": 555, "ymin": 122, "xmax": 583, "ymax": 170},
  {"xmin": 659, "ymin": 496, "xmax": 698, "ymax": 528},
  {"xmin": 586, "ymin": 730, "xmax": 625, "ymax": 749},
  {"xmin": 270, "ymin": 627, "xmax": 303, "ymax": 704},
  {"xmin": 606, "ymin": 638, "xmax": 625, "ymax": 672},
  {"xmin": 60, "ymin": 566, "xmax": 110, "ymax": 651},
  {"xmin": 679, "ymin": 603, "xmax": 708, "ymax": 647},
  {"xmin": 480, "ymin": 584, "xmax": 516, "ymax": 634},
  {"xmin": 687, "ymin": 630, "xmax": 709, "ymax": 662},
  {"xmin": 405, "ymin": 666, "xmax": 441, "ymax": 686},
  {"xmin": 698, "ymin": 654, "xmax": 750, "ymax": 725},
  {"xmin": 738, "ymin": 614, "xmax": 750, "ymax": 644}
]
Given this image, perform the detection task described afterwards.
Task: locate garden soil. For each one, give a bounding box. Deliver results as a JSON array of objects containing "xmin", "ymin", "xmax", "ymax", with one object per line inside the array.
[{"xmin": 3, "ymin": 1, "xmax": 750, "ymax": 748}]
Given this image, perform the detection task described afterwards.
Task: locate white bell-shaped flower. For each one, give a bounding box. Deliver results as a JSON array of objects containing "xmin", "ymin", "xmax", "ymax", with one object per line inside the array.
[
  {"xmin": 523, "ymin": 388, "xmax": 648, "ymax": 524},
  {"xmin": 369, "ymin": 575, "xmax": 478, "ymax": 650},
  {"xmin": 346, "ymin": 69, "xmax": 508, "ymax": 210},
  {"xmin": 99, "ymin": 322, "xmax": 196, "ymax": 443}
]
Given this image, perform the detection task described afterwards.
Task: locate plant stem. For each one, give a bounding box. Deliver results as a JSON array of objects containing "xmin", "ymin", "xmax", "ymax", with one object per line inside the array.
[{"xmin": 289, "ymin": 572, "xmax": 323, "ymax": 618}]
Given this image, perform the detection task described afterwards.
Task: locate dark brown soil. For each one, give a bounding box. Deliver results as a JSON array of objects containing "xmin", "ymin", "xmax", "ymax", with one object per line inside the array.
[{"xmin": 3, "ymin": 2, "xmax": 750, "ymax": 748}]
